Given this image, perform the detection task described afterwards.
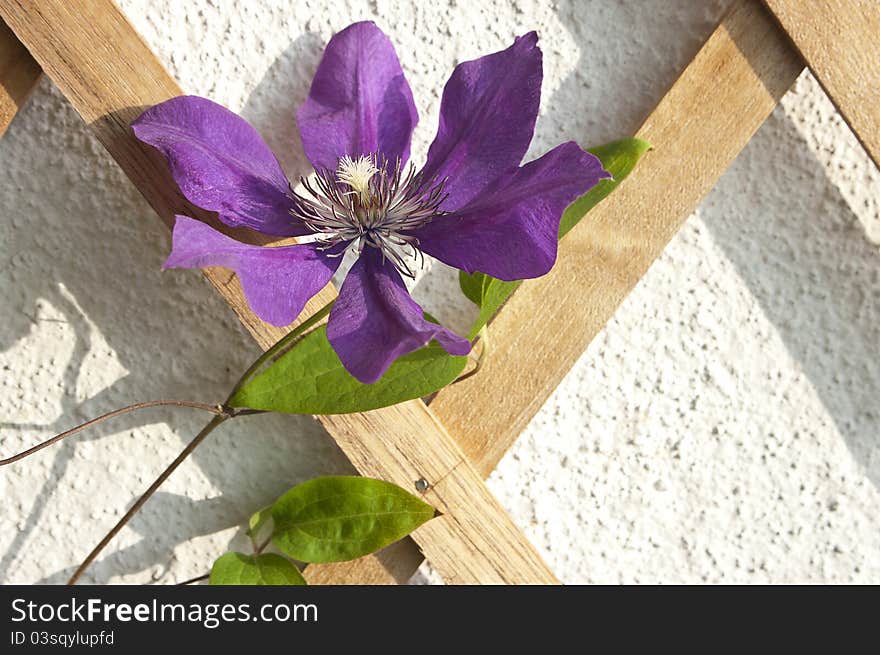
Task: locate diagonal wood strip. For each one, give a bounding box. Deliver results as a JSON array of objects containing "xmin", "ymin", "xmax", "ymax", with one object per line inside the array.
[
  {"xmin": 1, "ymin": 0, "xmax": 808, "ymax": 585},
  {"xmin": 3, "ymin": 0, "xmax": 804, "ymax": 586},
  {"xmin": 0, "ymin": 0, "xmax": 556, "ymax": 585},
  {"xmin": 306, "ymin": 0, "xmax": 807, "ymax": 583},
  {"xmin": 763, "ymin": 0, "xmax": 880, "ymax": 170},
  {"xmin": 429, "ymin": 0, "xmax": 804, "ymax": 477},
  {"xmin": 0, "ymin": 17, "xmax": 39, "ymax": 138}
]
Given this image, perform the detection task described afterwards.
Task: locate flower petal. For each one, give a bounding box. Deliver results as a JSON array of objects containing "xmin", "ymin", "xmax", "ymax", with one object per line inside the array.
[
  {"xmin": 327, "ymin": 249, "xmax": 471, "ymax": 383},
  {"xmin": 164, "ymin": 216, "xmax": 338, "ymax": 327},
  {"xmin": 414, "ymin": 142, "xmax": 610, "ymax": 281},
  {"xmin": 133, "ymin": 96, "xmax": 306, "ymax": 237},
  {"xmin": 298, "ymin": 21, "xmax": 418, "ymax": 172},
  {"xmin": 420, "ymin": 32, "xmax": 542, "ymax": 211}
]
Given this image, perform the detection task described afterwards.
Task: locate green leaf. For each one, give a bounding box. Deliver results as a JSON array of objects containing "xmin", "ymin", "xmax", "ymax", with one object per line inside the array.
[
  {"xmin": 458, "ymin": 269, "xmax": 484, "ymax": 306},
  {"xmin": 209, "ymin": 552, "xmax": 306, "ymax": 586},
  {"xmin": 458, "ymin": 271, "xmax": 521, "ymax": 339},
  {"xmin": 228, "ymin": 326, "xmax": 467, "ymax": 414},
  {"xmin": 247, "ymin": 505, "xmax": 273, "ymax": 542},
  {"xmin": 460, "ymin": 138, "xmax": 651, "ymax": 336},
  {"xmin": 271, "ymin": 476, "xmax": 436, "ymax": 563},
  {"xmin": 559, "ymin": 138, "xmax": 652, "ymax": 238}
]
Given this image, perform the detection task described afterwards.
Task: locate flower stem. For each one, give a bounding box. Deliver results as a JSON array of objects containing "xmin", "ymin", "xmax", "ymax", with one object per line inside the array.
[
  {"xmin": 0, "ymin": 400, "xmax": 231, "ymax": 467},
  {"xmin": 66, "ymin": 300, "xmax": 333, "ymax": 584},
  {"xmin": 67, "ymin": 414, "xmax": 228, "ymax": 585},
  {"xmin": 226, "ymin": 299, "xmax": 334, "ymax": 400},
  {"xmin": 452, "ymin": 325, "xmax": 489, "ymax": 385},
  {"xmin": 177, "ymin": 572, "xmax": 210, "ymax": 586}
]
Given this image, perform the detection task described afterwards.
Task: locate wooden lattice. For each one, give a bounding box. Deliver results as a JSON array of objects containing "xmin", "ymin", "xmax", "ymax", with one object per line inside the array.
[{"xmin": 0, "ymin": 0, "xmax": 876, "ymax": 584}]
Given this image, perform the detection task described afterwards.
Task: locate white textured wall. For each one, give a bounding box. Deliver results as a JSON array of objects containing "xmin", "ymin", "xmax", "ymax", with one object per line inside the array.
[{"xmin": 1, "ymin": 0, "xmax": 878, "ymax": 584}]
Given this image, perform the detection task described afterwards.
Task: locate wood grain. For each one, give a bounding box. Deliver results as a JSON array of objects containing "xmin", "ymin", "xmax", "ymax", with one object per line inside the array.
[
  {"xmin": 429, "ymin": 0, "xmax": 803, "ymax": 476},
  {"xmin": 1, "ymin": 0, "xmax": 556, "ymax": 585},
  {"xmin": 1, "ymin": 0, "xmax": 807, "ymax": 585},
  {"xmin": 764, "ymin": 0, "xmax": 880, "ymax": 169},
  {"xmin": 308, "ymin": 0, "xmax": 806, "ymax": 583},
  {"xmin": 0, "ymin": 17, "xmax": 39, "ymax": 138}
]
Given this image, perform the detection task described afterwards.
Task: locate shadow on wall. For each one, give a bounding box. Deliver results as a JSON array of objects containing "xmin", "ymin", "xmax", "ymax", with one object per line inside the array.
[
  {"xmin": 531, "ymin": 0, "xmax": 730, "ymax": 150},
  {"xmin": 30, "ymin": 493, "xmax": 253, "ymax": 585},
  {"xmin": 410, "ymin": 0, "xmax": 729, "ymax": 336},
  {"xmin": 0, "ymin": 1, "xmax": 740, "ymax": 584},
  {"xmin": 8, "ymin": 0, "xmax": 807, "ymax": 585},
  {"xmin": 548, "ymin": 1, "xmax": 878, "ymax": 490},
  {"xmin": 699, "ymin": 104, "xmax": 880, "ymax": 489},
  {"xmin": 238, "ymin": 32, "xmax": 323, "ymax": 185},
  {"xmin": 0, "ymin": 33, "xmax": 352, "ymax": 585}
]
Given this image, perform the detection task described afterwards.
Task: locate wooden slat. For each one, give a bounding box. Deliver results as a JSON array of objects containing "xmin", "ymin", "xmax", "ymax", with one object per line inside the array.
[
  {"xmin": 0, "ymin": 0, "xmax": 556, "ymax": 585},
  {"xmin": 430, "ymin": 0, "xmax": 804, "ymax": 474},
  {"xmin": 2, "ymin": 0, "xmax": 808, "ymax": 586},
  {"xmin": 764, "ymin": 0, "xmax": 880, "ymax": 169},
  {"xmin": 0, "ymin": 17, "xmax": 39, "ymax": 138},
  {"xmin": 307, "ymin": 0, "xmax": 807, "ymax": 583}
]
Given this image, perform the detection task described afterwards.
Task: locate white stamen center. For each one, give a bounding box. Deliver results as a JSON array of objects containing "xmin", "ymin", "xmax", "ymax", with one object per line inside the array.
[
  {"xmin": 336, "ymin": 155, "xmax": 379, "ymax": 200},
  {"xmin": 289, "ymin": 154, "xmax": 449, "ymax": 278}
]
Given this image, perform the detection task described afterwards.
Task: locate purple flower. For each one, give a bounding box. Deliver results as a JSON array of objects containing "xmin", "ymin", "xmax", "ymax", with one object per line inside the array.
[{"xmin": 133, "ymin": 22, "xmax": 609, "ymax": 383}]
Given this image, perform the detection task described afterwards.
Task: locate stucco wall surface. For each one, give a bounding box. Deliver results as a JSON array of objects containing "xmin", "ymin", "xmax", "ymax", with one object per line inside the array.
[{"xmin": 1, "ymin": 0, "xmax": 878, "ymax": 584}]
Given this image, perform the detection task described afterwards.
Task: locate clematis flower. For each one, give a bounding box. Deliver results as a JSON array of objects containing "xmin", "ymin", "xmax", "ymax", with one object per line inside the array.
[{"xmin": 133, "ymin": 22, "xmax": 609, "ymax": 383}]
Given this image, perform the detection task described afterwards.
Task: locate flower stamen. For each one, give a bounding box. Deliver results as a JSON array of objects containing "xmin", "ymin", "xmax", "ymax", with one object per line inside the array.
[
  {"xmin": 335, "ymin": 155, "xmax": 379, "ymax": 204},
  {"xmin": 289, "ymin": 153, "xmax": 448, "ymax": 278}
]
